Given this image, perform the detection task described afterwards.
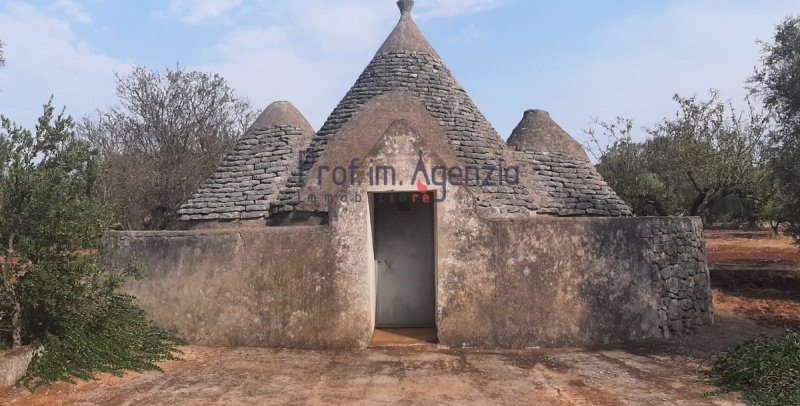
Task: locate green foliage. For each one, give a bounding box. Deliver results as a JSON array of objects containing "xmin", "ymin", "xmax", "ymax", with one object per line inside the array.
[
  {"xmin": 0, "ymin": 103, "xmax": 113, "ymax": 261},
  {"xmin": 755, "ymin": 174, "xmax": 792, "ymax": 233},
  {"xmin": 21, "ymin": 294, "xmax": 182, "ymax": 388},
  {"xmin": 587, "ymin": 91, "xmax": 770, "ymax": 220},
  {"xmin": 0, "ymin": 99, "xmax": 182, "ymax": 387},
  {"xmin": 751, "ymin": 16, "xmax": 800, "ymax": 123},
  {"xmin": 752, "ymin": 16, "xmax": 800, "ymax": 241},
  {"xmin": 587, "ymin": 118, "xmax": 675, "ymax": 216},
  {"xmin": 713, "ymin": 330, "xmax": 800, "ymax": 405}
]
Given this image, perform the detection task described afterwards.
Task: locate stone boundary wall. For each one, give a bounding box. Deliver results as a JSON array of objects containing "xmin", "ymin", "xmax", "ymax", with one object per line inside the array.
[
  {"xmin": 102, "ymin": 227, "xmax": 366, "ymax": 349},
  {"xmin": 640, "ymin": 217, "xmax": 713, "ymax": 337},
  {"xmin": 102, "ymin": 217, "xmax": 712, "ymax": 349},
  {"xmin": 437, "ymin": 216, "xmax": 713, "ymax": 348}
]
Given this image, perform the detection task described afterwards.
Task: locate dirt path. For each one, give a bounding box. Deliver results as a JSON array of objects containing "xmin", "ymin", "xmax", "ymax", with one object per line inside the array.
[
  {"xmin": 2, "ymin": 296, "xmax": 784, "ymax": 406},
  {"xmin": 0, "ymin": 344, "xmax": 741, "ymax": 405},
  {"xmin": 2, "ymin": 229, "xmax": 797, "ymax": 405}
]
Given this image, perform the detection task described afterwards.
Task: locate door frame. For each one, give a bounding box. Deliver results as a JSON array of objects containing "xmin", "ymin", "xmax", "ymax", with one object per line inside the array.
[{"xmin": 369, "ymin": 191, "xmax": 438, "ymax": 330}]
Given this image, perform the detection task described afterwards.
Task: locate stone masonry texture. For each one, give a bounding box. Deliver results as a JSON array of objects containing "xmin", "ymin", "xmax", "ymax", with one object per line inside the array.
[
  {"xmin": 641, "ymin": 217, "xmax": 713, "ymax": 337},
  {"xmin": 178, "ymin": 125, "xmax": 311, "ymax": 221},
  {"xmin": 104, "ymin": 216, "xmax": 712, "ymax": 348},
  {"xmin": 276, "ymin": 51, "xmax": 536, "ymax": 216},
  {"xmin": 516, "ymin": 150, "xmax": 633, "ymax": 217}
]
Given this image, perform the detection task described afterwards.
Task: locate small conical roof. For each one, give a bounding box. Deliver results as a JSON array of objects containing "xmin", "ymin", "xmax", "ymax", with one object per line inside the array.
[
  {"xmin": 249, "ymin": 101, "xmax": 314, "ymax": 133},
  {"xmin": 507, "ymin": 110, "xmax": 589, "ymax": 161},
  {"xmin": 178, "ymin": 101, "xmax": 314, "ymax": 223},
  {"xmin": 376, "ymin": 0, "xmax": 439, "ymax": 57}
]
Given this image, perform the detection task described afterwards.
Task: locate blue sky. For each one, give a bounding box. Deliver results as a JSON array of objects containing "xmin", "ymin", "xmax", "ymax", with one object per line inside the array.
[{"xmin": 0, "ymin": 0, "xmax": 797, "ymax": 146}]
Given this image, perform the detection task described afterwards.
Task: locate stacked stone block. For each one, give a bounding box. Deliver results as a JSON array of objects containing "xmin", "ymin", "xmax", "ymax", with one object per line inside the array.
[
  {"xmin": 639, "ymin": 218, "xmax": 713, "ymax": 337},
  {"xmin": 516, "ymin": 150, "xmax": 633, "ymax": 217},
  {"xmin": 178, "ymin": 125, "xmax": 307, "ymax": 221}
]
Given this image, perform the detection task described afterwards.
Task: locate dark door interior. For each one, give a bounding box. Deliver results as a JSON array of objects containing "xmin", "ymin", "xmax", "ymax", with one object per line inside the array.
[{"xmin": 373, "ymin": 192, "xmax": 435, "ymax": 328}]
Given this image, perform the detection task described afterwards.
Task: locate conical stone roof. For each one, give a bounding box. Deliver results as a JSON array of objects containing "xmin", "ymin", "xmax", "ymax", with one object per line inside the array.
[
  {"xmin": 177, "ymin": 1, "xmax": 632, "ymax": 222},
  {"xmin": 508, "ymin": 110, "xmax": 589, "ymax": 161},
  {"xmin": 376, "ymin": 1, "xmax": 438, "ymax": 57},
  {"xmin": 178, "ymin": 101, "xmax": 314, "ymax": 222},
  {"xmin": 275, "ymin": 0, "xmax": 534, "ymax": 215},
  {"xmin": 508, "ymin": 110, "xmax": 632, "ymax": 217}
]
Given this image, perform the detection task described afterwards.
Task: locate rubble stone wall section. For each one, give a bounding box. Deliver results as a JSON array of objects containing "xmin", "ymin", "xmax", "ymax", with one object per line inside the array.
[{"xmin": 641, "ymin": 217, "xmax": 714, "ymax": 337}]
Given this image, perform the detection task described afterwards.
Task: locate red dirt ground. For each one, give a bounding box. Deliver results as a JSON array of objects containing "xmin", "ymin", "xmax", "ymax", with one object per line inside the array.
[
  {"xmin": 706, "ymin": 228, "xmax": 800, "ymax": 327},
  {"xmin": 706, "ymin": 229, "xmax": 800, "ymax": 270}
]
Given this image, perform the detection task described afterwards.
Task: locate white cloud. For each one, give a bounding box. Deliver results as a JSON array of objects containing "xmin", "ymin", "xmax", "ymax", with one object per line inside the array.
[
  {"xmin": 50, "ymin": 0, "xmax": 91, "ymax": 24},
  {"xmin": 198, "ymin": 0, "xmax": 509, "ymax": 128},
  {"xmin": 167, "ymin": 0, "xmax": 244, "ymax": 24},
  {"xmin": 165, "ymin": 0, "xmax": 505, "ymax": 25},
  {"xmin": 0, "ymin": 2, "xmax": 129, "ymax": 126},
  {"xmin": 415, "ymin": 0, "xmax": 505, "ymax": 19},
  {"xmin": 155, "ymin": 0, "xmax": 511, "ymax": 128},
  {"xmin": 0, "ymin": 0, "xmax": 508, "ymax": 132}
]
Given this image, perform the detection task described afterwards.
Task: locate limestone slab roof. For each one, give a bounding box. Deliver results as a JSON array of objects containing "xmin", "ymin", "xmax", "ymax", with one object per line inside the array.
[
  {"xmin": 178, "ymin": 102, "xmax": 314, "ymax": 221},
  {"xmin": 516, "ymin": 149, "xmax": 633, "ymax": 217},
  {"xmin": 275, "ymin": 1, "xmax": 535, "ymax": 215},
  {"xmin": 508, "ymin": 110, "xmax": 590, "ymax": 161}
]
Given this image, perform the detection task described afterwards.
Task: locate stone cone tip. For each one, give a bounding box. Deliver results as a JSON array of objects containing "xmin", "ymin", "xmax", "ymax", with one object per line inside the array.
[
  {"xmin": 398, "ymin": 0, "xmax": 414, "ymax": 16},
  {"xmin": 249, "ymin": 101, "xmax": 314, "ymax": 133},
  {"xmin": 507, "ymin": 109, "xmax": 589, "ymax": 161}
]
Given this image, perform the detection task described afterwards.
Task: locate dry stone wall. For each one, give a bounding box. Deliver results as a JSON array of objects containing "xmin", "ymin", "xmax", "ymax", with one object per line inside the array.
[
  {"xmin": 437, "ymin": 216, "xmax": 712, "ymax": 347},
  {"xmin": 103, "ymin": 217, "xmax": 712, "ymax": 349},
  {"xmin": 641, "ymin": 218, "xmax": 713, "ymax": 337}
]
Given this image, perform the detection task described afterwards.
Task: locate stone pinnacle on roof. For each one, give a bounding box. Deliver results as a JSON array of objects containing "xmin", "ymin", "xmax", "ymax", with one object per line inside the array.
[
  {"xmin": 398, "ymin": 0, "xmax": 414, "ymax": 16},
  {"xmin": 249, "ymin": 101, "xmax": 314, "ymax": 133},
  {"xmin": 507, "ymin": 109, "xmax": 590, "ymax": 161},
  {"xmin": 274, "ymin": 0, "xmax": 535, "ymax": 215},
  {"xmin": 378, "ymin": 0, "xmax": 437, "ymax": 56}
]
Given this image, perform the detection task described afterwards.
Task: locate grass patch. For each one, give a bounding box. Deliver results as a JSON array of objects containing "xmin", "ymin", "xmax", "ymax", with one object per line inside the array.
[{"xmin": 713, "ymin": 329, "xmax": 800, "ymax": 405}]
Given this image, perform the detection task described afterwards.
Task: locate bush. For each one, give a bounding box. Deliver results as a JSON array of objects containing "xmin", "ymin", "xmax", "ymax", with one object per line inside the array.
[
  {"xmin": 21, "ymin": 294, "xmax": 183, "ymax": 388},
  {"xmin": 713, "ymin": 330, "xmax": 800, "ymax": 405},
  {"xmin": 1, "ymin": 99, "xmax": 183, "ymax": 388}
]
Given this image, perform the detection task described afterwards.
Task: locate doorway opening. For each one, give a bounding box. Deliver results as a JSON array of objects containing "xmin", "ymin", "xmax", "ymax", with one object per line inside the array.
[{"xmin": 370, "ymin": 192, "xmax": 437, "ymax": 345}]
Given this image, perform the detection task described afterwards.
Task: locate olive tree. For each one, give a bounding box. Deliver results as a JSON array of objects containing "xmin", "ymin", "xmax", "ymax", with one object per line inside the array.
[
  {"xmin": 1, "ymin": 99, "xmax": 180, "ymax": 386},
  {"xmin": 588, "ymin": 91, "xmax": 770, "ymax": 219},
  {"xmin": 586, "ymin": 118, "xmax": 674, "ymax": 216},
  {"xmin": 751, "ymin": 16, "xmax": 800, "ymax": 240}
]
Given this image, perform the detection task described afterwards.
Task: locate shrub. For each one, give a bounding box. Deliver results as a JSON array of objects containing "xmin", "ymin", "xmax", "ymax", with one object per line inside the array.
[
  {"xmin": 1, "ymin": 99, "xmax": 183, "ymax": 388},
  {"xmin": 713, "ymin": 330, "xmax": 800, "ymax": 405}
]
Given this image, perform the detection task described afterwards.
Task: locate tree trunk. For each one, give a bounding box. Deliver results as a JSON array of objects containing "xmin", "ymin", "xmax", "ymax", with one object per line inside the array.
[
  {"xmin": 771, "ymin": 220, "xmax": 781, "ymax": 235},
  {"xmin": 11, "ymin": 299, "xmax": 21, "ymax": 348},
  {"xmin": 6, "ymin": 233, "xmax": 22, "ymax": 348},
  {"xmin": 690, "ymin": 192, "xmax": 708, "ymax": 217}
]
